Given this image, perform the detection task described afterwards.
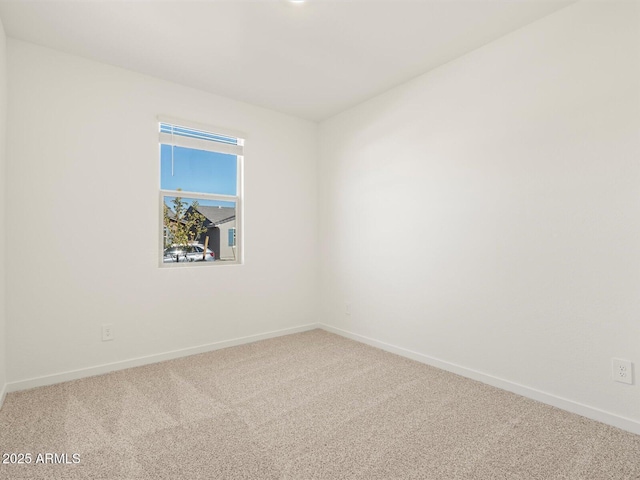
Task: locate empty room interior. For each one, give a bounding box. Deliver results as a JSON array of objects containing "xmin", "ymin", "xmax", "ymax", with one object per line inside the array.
[{"xmin": 0, "ymin": 0, "xmax": 639, "ymax": 478}]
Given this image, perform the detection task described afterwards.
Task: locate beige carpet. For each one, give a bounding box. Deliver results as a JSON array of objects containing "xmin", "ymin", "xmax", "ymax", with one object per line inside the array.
[{"xmin": 1, "ymin": 329, "xmax": 639, "ymax": 479}]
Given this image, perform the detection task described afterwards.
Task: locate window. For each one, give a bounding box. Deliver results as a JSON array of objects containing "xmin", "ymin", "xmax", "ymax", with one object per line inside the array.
[
  {"xmin": 159, "ymin": 117, "xmax": 243, "ymax": 266},
  {"xmin": 228, "ymin": 227, "xmax": 236, "ymax": 247}
]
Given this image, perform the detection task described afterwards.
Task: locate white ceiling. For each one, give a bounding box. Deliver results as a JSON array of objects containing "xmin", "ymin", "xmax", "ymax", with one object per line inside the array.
[{"xmin": 0, "ymin": 0, "xmax": 573, "ymax": 121}]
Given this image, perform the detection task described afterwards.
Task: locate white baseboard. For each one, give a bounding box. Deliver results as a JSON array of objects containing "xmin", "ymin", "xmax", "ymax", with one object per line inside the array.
[
  {"xmin": 320, "ymin": 323, "xmax": 640, "ymax": 436},
  {"xmin": 7, "ymin": 323, "xmax": 320, "ymax": 393},
  {"xmin": 0, "ymin": 382, "xmax": 6, "ymax": 411}
]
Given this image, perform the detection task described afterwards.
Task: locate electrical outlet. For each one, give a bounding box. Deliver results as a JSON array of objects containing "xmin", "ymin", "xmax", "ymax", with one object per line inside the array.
[
  {"xmin": 102, "ymin": 324, "xmax": 114, "ymax": 342},
  {"xmin": 612, "ymin": 358, "xmax": 633, "ymax": 385},
  {"xmin": 345, "ymin": 302, "xmax": 352, "ymax": 316}
]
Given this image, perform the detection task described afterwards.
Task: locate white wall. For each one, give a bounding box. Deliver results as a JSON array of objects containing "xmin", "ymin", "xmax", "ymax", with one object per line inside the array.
[
  {"xmin": 6, "ymin": 40, "xmax": 318, "ymax": 384},
  {"xmin": 319, "ymin": 1, "xmax": 640, "ymax": 431},
  {"xmin": 0, "ymin": 16, "xmax": 7, "ymax": 404}
]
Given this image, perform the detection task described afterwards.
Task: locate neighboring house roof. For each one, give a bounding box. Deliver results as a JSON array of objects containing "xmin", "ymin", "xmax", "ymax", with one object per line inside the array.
[
  {"xmin": 164, "ymin": 208, "xmax": 186, "ymax": 225},
  {"xmin": 194, "ymin": 205, "xmax": 236, "ymax": 227}
]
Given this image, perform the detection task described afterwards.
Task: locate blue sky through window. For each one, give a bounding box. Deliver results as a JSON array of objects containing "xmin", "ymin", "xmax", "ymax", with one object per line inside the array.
[{"xmin": 160, "ymin": 145, "xmax": 237, "ymax": 196}]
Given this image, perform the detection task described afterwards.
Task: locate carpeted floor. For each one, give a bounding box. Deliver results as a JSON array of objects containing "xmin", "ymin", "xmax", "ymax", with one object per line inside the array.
[{"xmin": 1, "ymin": 329, "xmax": 639, "ymax": 479}]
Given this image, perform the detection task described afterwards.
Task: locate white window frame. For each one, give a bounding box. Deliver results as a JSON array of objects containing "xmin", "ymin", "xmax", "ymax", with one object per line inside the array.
[{"xmin": 158, "ymin": 116, "xmax": 244, "ymax": 267}]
